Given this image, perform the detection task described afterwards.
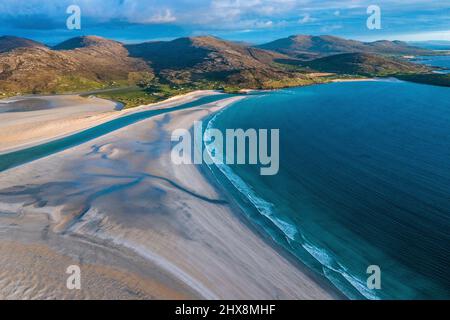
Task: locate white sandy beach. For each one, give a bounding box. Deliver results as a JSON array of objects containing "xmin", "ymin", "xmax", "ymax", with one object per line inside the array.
[
  {"xmin": 0, "ymin": 92, "xmax": 340, "ymax": 299},
  {"xmin": 0, "ymin": 91, "xmax": 220, "ymax": 154}
]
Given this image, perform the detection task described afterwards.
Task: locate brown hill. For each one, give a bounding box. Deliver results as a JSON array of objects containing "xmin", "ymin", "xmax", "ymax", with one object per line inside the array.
[
  {"xmin": 0, "ymin": 35, "xmax": 440, "ymax": 97},
  {"xmin": 53, "ymin": 35, "xmax": 120, "ymax": 50},
  {"xmin": 54, "ymin": 36, "xmax": 152, "ymax": 82},
  {"xmin": 1, "ymin": 35, "xmax": 305, "ymax": 94},
  {"xmin": 258, "ymin": 35, "xmax": 433, "ymax": 59},
  {"xmin": 126, "ymin": 36, "xmax": 297, "ymax": 86},
  {"xmin": 0, "ymin": 36, "xmax": 47, "ymax": 53},
  {"xmin": 304, "ymin": 52, "xmax": 432, "ymax": 76},
  {"xmin": 0, "ymin": 36, "xmax": 152, "ymax": 94}
]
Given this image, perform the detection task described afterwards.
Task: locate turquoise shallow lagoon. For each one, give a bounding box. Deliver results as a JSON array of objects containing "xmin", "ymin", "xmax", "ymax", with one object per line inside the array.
[
  {"xmin": 0, "ymin": 94, "xmax": 231, "ymax": 172},
  {"xmin": 205, "ymin": 80, "xmax": 450, "ymax": 299}
]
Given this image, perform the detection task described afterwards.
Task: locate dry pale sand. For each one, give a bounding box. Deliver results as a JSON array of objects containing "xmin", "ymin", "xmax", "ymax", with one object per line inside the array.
[
  {"xmin": 0, "ymin": 95, "xmax": 119, "ymax": 153},
  {"xmin": 0, "ymin": 91, "xmax": 220, "ymax": 154},
  {"xmin": 0, "ymin": 94, "xmax": 340, "ymax": 299}
]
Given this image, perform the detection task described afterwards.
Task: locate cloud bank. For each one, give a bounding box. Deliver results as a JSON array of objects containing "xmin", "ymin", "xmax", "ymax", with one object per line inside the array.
[{"xmin": 0, "ymin": 0, "xmax": 449, "ymax": 42}]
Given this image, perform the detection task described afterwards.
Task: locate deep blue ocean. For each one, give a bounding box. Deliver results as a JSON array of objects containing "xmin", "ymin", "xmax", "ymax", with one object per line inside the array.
[{"xmin": 205, "ymin": 80, "xmax": 450, "ymax": 299}]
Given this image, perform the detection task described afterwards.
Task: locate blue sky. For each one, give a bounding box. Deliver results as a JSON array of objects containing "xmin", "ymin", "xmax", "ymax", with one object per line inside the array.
[{"xmin": 0, "ymin": 0, "xmax": 449, "ymax": 44}]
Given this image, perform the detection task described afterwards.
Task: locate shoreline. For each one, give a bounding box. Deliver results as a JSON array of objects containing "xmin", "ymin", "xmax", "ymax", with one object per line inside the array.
[
  {"xmin": 0, "ymin": 90, "xmax": 223, "ymax": 155},
  {"xmin": 331, "ymin": 77, "xmax": 374, "ymax": 83},
  {"xmin": 196, "ymin": 103, "xmax": 346, "ymax": 299},
  {"xmin": 0, "ymin": 93, "xmax": 340, "ymax": 299},
  {"xmin": 197, "ymin": 136, "xmax": 346, "ymax": 300},
  {"xmin": 0, "ymin": 77, "xmax": 381, "ymax": 155}
]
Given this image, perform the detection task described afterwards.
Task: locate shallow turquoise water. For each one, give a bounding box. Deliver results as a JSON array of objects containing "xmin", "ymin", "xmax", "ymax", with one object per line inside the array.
[
  {"xmin": 0, "ymin": 94, "xmax": 231, "ymax": 172},
  {"xmin": 206, "ymin": 80, "xmax": 450, "ymax": 299}
]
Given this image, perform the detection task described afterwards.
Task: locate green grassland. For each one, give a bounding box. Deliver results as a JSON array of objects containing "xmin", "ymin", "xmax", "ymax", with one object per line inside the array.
[
  {"xmin": 93, "ymin": 82, "xmax": 220, "ymax": 109},
  {"xmin": 92, "ymin": 76, "xmax": 327, "ymax": 108}
]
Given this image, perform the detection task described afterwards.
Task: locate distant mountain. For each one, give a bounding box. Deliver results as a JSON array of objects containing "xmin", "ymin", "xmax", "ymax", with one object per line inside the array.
[
  {"xmin": 126, "ymin": 36, "xmax": 294, "ymax": 86},
  {"xmin": 258, "ymin": 35, "xmax": 433, "ymax": 59},
  {"xmin": 0, "ymin": 34, "xmax": 442, "ymax": 97},
  {"xmin": 303, "ymin": 52, "xmax": 432, "ymax": 76},
  {"xmin": 53, "ymin": 35, "xmax": 123, "ymax": 51},
  {"xmin": 0, "ymin": 35, "xmax": 306, "ymax": 95},
  {"xmin": 54, "ymin": 36, "xmax": 151, "ymax": 81},
  {"xmin": 409, "ymin": 41, "xmax": 450, "ymax": 51},
  {"xmin": 0, "ymin": 36, "xmax": 47, "ymax": 53}
]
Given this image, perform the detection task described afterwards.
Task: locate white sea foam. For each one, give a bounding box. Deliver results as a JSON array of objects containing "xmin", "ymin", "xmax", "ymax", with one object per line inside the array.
[
  {"xmin": 373, "ymin": 77, "xmax": 404, "ymax": 83},
  {"xmin": 205, "ymin": 109, "xmax": 297, "ymax": 241},
  {"xmin": 204, "ymin": 106, "xmax": 382, "ymax": 300},
  {"xmin": 302, "ymin": 239, "xmax": 381, "ymax": 300}
]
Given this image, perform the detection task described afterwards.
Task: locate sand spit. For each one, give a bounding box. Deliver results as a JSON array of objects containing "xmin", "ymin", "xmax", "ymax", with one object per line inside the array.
[{"xmin": 0, "ymin": 91, "xmax": 220, "ymax": 154}]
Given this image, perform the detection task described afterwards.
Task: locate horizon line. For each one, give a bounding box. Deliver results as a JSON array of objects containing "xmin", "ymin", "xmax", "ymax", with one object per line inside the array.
[{"xmin": 3, "ymin": 33, "xmax": 448, "ymax": 47}]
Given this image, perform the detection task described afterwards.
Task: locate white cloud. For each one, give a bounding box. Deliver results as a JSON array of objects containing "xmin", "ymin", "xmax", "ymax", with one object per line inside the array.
[
  {"xmin": 140, "ymin": 9, "xmax": 176, "ymax": 24},
  {"xmin": 298, "ymin": 13, "xmax": 316, "ymax": 24},
  {"xmin": 0, "ymin": 0, "xmax": 448, "ymax": 38},
  {"xmin": 372, "ymin": 30, "xmax": 450, "ymax": 42}
]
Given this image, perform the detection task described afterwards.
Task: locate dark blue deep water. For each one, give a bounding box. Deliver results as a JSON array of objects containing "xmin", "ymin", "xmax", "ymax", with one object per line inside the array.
[
  {"xmin": 414, "ymin": 55, "xmax": 450, "ymax": 73},
  {"xmin": 206, "ymin": 80, "xmax": 450, "ymax": 299}
]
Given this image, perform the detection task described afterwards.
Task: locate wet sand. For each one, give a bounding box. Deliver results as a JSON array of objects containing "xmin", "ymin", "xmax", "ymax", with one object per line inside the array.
[
  {"xmin": 0, "ymin": 94, "xmax": 339, "ymax": 299},
  {"xmin": 0, "ymin": 91, "xmax": 219, "ymax": 154}
]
